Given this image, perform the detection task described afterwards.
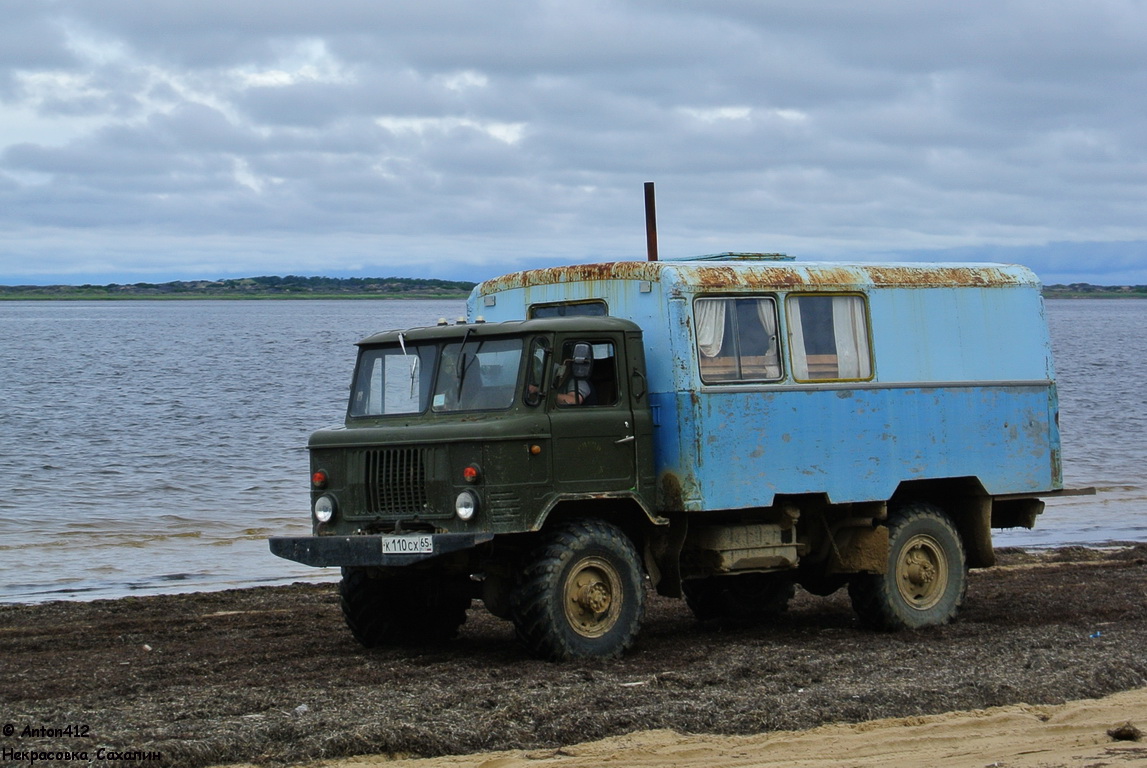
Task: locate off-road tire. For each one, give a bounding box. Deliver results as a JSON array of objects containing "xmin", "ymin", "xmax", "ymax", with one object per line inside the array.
[
  {"xmin": 848, "ymin": 504, "xmax": 967, "ymax": 630},
  {"xmin": 511, "ymin": 520, "xmax": 645, "ymax": 661},
  {"xmin": 683, "ymin": 572, "xmax": 796, "ymax": 626},
  {"xmin": 339, "ymin": 567, "xmax": 471, "ymax": 647}
]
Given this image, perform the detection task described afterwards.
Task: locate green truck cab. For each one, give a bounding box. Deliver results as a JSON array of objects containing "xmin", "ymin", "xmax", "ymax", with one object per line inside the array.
[{"xmin": 272, "ymin": 315, "xmax": 660, "ymax": 659}]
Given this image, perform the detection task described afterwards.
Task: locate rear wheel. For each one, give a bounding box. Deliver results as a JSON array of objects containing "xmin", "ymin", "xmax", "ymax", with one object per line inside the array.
[
  {"xmin": 683, "ymin": 572, "xmax": 795, "ymax": 626},
  {"xmin": 511, "ymin": 520, "xmax": 645, "ymax": 661},
  {"xmin": 848, "ymin": 504, "xmax": 966, "ymax": 630},
  {"xmin": 339, "ymin": 567, "xmax": 471, "ymax": 647}
]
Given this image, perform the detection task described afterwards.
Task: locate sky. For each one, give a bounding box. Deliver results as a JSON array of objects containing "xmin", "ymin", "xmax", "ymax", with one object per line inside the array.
[{"xmin": 1, "ymin": 1, "xmax": 1146, "ymax": 286}]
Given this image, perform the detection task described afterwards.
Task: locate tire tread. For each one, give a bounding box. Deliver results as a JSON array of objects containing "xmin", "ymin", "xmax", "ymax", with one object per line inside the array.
[
  {"xmin": 511, "ymin": 520, "xmax": 645, "ymax": 661},
  {"xmin": 848, "ymin": 504, "xmax": 967, "ymax": 631},
  {"xmin": 340, "ymin": 567, "xmax": 470, "ymax": 647}
]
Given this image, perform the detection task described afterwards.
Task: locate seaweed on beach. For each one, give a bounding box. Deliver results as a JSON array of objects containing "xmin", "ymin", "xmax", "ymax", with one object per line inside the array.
[{"xmin": 2, "ymin": 545, "xmax": 1146, "ymax": 767}]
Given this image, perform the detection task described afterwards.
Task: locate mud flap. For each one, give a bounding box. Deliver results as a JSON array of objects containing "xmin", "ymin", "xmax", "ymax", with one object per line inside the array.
[{"xmin": 830, "ymin": 525, "xmax": 890, "ymax": 573}]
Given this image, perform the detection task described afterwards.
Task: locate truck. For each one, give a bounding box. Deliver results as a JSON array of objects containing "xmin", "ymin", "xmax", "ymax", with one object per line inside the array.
[{"xmin": 270, "ymin": 252, "xmax": 1072, "ymax": 660}]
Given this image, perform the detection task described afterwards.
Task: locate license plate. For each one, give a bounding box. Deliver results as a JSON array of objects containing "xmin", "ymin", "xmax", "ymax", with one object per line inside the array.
[{"xmin": 381, "ymin": 535, "xmax": 433, "ymax": 555}]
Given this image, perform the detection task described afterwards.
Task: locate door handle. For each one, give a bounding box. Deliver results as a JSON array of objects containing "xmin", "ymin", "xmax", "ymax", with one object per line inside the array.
[{"xmin": 615, "ymin": 435, "xmax": 635, "ymax": 444}]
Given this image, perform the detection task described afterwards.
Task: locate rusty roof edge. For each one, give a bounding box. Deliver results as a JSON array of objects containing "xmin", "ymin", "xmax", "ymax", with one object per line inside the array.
[
  {"xmin": 473, "ymin": 260, "xmax": 1040, "ymax": 295},
  {"xmin": 474, "ymin": 261, "xmax": 667, "ymax": 294}
]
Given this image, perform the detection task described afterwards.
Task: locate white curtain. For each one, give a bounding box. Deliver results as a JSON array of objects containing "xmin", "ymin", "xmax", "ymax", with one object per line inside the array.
[
  {"xmin": 832, "ymin": 296, "xmax": 871, "ymax": 378},
  {"xmin": 755, "ymin": 298, "xmax": 780, "ymax": 377},
  {"xmin": 788, "ymin": 299, "xmax": 809, "ymax": 379},
  {"xmin": 755, "ymin": 298, "xmax": 777, "ymax": 341},
  {"xmin": 695, "ymin": 299, "xmax": 727, "ymax": 357}
]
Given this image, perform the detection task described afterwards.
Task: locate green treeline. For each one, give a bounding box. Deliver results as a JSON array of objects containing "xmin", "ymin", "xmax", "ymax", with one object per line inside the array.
[
  {"xmin": 0, "ymin": 275, "xmax": 477, "ymax": 300},
  {"xmin": 1043, "ymin": 283, "xmax": 1147, "ymax": 298}
]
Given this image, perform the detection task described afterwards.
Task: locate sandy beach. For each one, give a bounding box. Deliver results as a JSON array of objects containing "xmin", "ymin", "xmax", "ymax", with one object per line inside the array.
[{"xmin": 290, "ymin": 687, "xmax": 1147, "ymax": 768}]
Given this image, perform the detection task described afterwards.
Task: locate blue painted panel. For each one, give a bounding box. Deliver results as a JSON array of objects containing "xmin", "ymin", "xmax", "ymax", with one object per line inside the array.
[
  {"xmin": 868, "ymin": 285, "xmax": 1052, "ymax": 382},
  {"xmin": 663, "ymin": 384, "xmax": 1057, "ymax": 510}
]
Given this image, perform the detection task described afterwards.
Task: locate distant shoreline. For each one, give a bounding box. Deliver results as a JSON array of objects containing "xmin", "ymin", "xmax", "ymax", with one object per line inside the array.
[
  {"xmin": 0, "ymin": 293, "xmax": 472, "ymax": 301},
  {"xmin": 5, "ymin": 293, "xmax": 1135, "ymax": 301},
  {"xmin": 0, "ymin": 275, "xmax": 475, "ymax": 301},
  {"xmin": 0, "ymin": 277, "xmax": 1142, "ymax": 301},
  {"xmin": 1043, "ymin": 292, "xmax": 1147, "ymax": 299}
]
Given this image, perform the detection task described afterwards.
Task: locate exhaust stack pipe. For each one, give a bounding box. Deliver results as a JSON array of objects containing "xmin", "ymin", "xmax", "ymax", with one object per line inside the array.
[{"xmin": 644, "ymin": 181, "xmax": 658, "ymax": 262}]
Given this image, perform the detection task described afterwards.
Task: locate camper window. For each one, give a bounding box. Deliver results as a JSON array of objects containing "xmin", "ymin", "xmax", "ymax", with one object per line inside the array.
[
  {"xmin": 695, "ymin": 297, "xmax": 782, "ymax": 383},
  {"xmin": 786, "ymin": 294, "xmax": 872, "ymax": 381}
]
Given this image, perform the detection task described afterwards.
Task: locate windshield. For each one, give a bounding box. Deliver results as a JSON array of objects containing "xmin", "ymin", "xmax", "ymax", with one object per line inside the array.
[
  {"xmin": 349, "ymin": 342, "xmax": 436, "ymax": 416},
  {"xmin": 348, "ymin": 337, "xmax": 524, "ymax": 417},
  {"xmin": 433, "ymin": 337, "xmax": 523, "ymax": 412}
]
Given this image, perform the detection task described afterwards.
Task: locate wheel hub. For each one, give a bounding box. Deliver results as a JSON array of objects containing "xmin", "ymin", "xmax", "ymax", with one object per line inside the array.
[
  {"xmin": 904, "ymin": 551, "xmax": 937, "ymax": 587},
  {"xmin": 563, "ymin": 557, "xmax": 623, "ymax": 639},
  {"xmin": 895, "ymin": 534, "xmax": 948, "ymax": 610},
  {"xmin": 576, "ymin": 581, "xmax": 612, "ymax": 614}
]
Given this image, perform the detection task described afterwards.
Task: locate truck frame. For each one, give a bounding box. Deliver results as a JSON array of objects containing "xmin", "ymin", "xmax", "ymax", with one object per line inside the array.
[{"xmin": 271, "ymin": 253, "xmax": 1069, "ymax": 660}]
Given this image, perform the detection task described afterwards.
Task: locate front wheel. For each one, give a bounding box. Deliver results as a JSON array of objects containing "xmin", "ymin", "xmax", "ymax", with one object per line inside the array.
[
  {"xmin": 339, "ymin": 567, "xmax": 471, "ymax": 647},
  {"xmin": 511, "ymin": 520, "xmax": 646, "ymax": 661},
  {"xmin": 848, "ymin": 504, "xmax": 967, "ymax": 630}
]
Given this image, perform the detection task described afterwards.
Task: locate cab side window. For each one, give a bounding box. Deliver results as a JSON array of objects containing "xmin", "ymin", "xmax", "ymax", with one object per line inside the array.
[
  {"xmin": 786, "ymin": 294, "xmax": 872, "ymax": 380},
  {"xmin": 556, "ymin": 340, "xmax": 618, "ymax": 407}
]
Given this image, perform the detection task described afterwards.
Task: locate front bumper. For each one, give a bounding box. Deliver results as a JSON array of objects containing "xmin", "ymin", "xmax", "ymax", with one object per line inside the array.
[{"xmin": 269, "ymin": 532, "xmax": 495, "ymax": 567}]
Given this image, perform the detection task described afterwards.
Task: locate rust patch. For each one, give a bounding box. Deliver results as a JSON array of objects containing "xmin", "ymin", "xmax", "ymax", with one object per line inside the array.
[
  {"xmin": 475, "ymin": 261, "xmax": 1034, "ymax": 296},
  {"xmin": 682, "ymin": 264, "xmax": 1029, "ymax": 290},
  {"xmin": 476, "ymin": 262, "xmax": 665, "ymax": 295},
  {"xmin": 864, "ymin": 265, "xmax": 1028, "ymax": 288},
  {"xmin": 658, "ymin": 471, "xmax": 685, "ymax": 512}
]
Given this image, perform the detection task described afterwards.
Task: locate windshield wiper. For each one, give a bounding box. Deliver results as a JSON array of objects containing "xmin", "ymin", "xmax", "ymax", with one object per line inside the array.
[
  {"xmin": 398, "ymin": 332, "xmax": 418, "ymax": 398},
  {"xmin": 454, "ymin": 328, "xmax": 474, "ymax": 400}
]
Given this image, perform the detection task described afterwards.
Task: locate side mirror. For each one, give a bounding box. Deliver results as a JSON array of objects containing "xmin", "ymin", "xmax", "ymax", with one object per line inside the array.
[{"xmin": 571, "ymin": 342, "xmax": 593, "ymax": 379}]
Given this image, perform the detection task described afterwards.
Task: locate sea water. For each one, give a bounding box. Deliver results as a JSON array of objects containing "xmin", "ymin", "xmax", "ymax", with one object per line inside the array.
[{"xmin": 0, "ymin": 299, "xmax": 1142, "ymax": 602}]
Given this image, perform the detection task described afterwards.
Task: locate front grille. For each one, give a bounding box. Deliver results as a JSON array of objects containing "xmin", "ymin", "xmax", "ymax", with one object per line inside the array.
[{"xmin": 364, "ymin": 448, "xmax": 428, "ymax": 515}]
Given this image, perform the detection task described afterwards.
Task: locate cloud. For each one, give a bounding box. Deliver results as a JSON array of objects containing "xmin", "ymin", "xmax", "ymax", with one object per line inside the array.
[{"xmin": 1, "ymin": 0, "xmax": 1146, "ymax": 285}]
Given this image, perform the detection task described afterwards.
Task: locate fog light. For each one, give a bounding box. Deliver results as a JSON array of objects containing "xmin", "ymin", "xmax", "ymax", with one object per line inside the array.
[
  {"xmin": 455, "ymin": 490, "xmax": 478, "ymax": 521},
  {"xmin": 314, "ymin": 495, "xmax": 336, "ymax": 523}
]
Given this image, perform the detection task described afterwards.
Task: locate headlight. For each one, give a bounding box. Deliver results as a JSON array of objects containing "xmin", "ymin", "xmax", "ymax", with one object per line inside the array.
[
  {"xmin": 313, "ymin": 495, "xmax": 336, "ymax": 523},
  {"xmin": 455, "ymin": 490, "xmax": 478, "ymax": 521}
]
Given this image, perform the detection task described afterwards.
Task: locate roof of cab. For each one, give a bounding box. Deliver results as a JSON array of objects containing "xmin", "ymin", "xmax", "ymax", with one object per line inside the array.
[
  {"xmin": 356, "ymin": 315, "xmax": 642, "ymax": 346},
  {"xmin": 473, "ymin": 257, "xmax": 1040, "ymax": 296}
]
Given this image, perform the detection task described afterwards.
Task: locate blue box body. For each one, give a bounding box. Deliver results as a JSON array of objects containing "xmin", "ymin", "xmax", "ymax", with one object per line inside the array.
[{"xmin": 468, "ymin": 259, "xmax": 1061, "ymax": 513}]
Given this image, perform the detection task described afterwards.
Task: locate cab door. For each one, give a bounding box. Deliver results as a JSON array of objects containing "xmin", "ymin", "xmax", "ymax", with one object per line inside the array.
[{"xmin": 547, "ymin": 334, "xmax": 638, "ymax": 494}]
